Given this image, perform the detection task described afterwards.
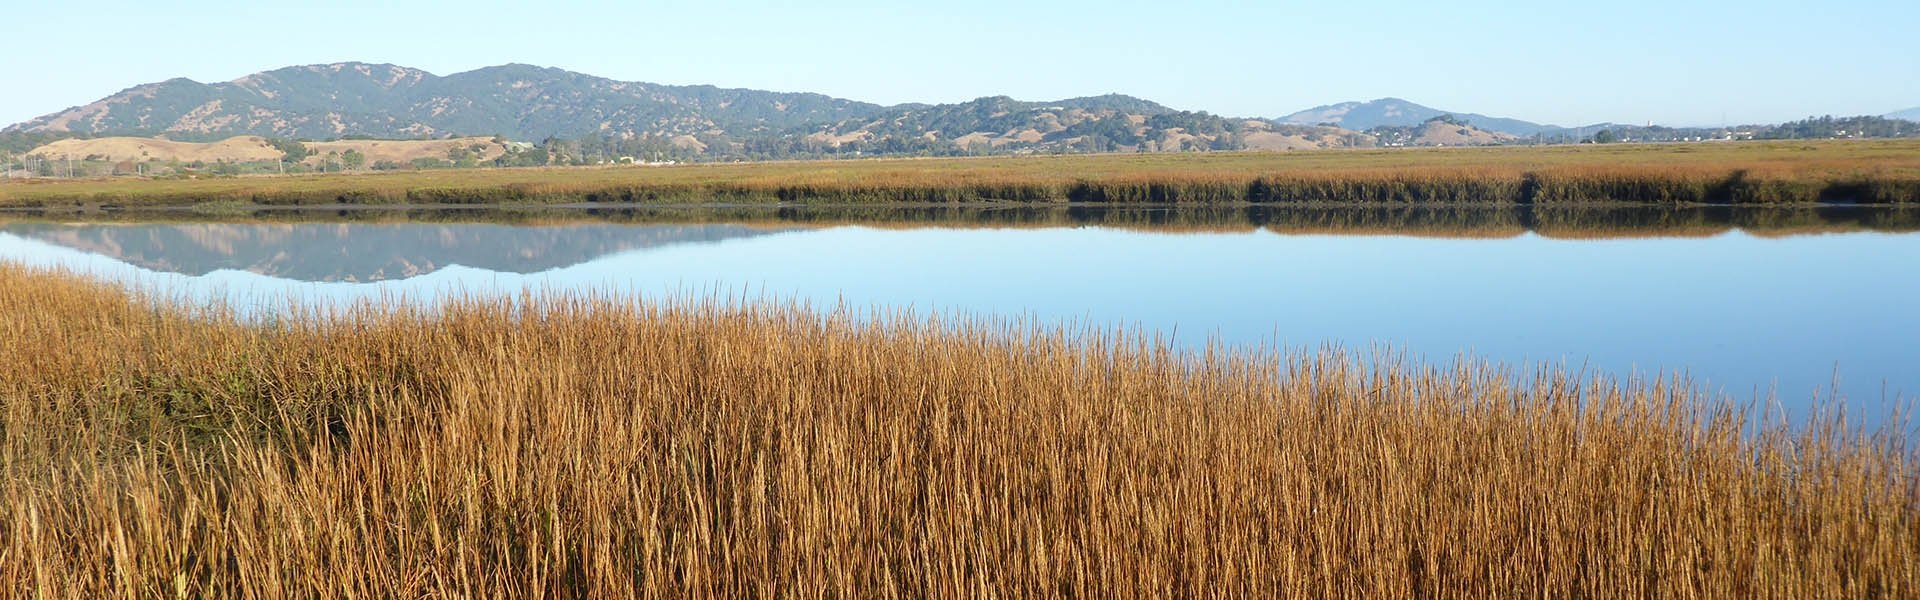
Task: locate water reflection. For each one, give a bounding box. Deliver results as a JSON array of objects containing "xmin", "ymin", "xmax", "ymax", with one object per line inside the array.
[
  {"xmin": 3, "ymin": 222, "xmax": 796, "ymax": 282},
  {"xmin": 14, "ymin": 204, "xmax": 1920, "ymax": 238},
  {"xmin": 0, "ymin": 207, "xmax": 1915, "ymax": 421}
]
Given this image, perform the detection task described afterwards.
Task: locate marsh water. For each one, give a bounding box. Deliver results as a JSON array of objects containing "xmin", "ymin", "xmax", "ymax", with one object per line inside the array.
[{"xmin": 3, "ymin": 205, "xmax": 1916, "ymax": 420}]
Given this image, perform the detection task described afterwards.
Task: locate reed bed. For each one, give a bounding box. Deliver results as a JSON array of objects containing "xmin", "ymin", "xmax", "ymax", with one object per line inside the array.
[
  {"xmin": 7, "ymin": 204, "xmax": 1919, "ymax": 240},
  {"xmin": 0, "ymin": 264, "xmax": 1915, "ymax": 597},
  {"xmin": 5, "ymin": 140, "xmax": 1919, "ymax": 208}
]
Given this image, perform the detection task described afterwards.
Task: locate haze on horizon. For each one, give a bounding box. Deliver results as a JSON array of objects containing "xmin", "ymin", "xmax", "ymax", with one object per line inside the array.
[{"xmin": 2, "ymin": 0, "xmax": 1914, "ymax": 129}]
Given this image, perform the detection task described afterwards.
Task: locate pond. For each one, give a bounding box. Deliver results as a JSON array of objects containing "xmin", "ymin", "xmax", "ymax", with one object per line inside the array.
[{"xmin": 2, "ymin": 206, "xmax": 1915, "ymax": 421}]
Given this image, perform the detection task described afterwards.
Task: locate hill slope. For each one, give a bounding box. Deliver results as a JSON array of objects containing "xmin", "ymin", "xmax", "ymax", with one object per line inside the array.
[
  {"xmin": 1888, "ymin": 107, "xmax": 1920, "ymax": 122},
  {"xmin": 5, "ymin": 63, "xmax": 1371, "ymax": 157},
  {"xmin": 798, "ymin": 95, "xmax": 1363, "ymax": 154},
  {"xmin": 1279, "ymin": 98, "xmax": 1557, "ymax": 136},
  {"xmin": 6, "ymin": 63, "xmax": 882, "ymax": 142},
  {"xmin": 24, "ymin": 136, "xmax": 284, "ymax": 163},
  {"xmin": 24, "ymin": 135, "xmax": 510, "ymax": 168},
  {"xmin": 1366, "ymin": 118, "xmax": 1520, "ymax": 147}
]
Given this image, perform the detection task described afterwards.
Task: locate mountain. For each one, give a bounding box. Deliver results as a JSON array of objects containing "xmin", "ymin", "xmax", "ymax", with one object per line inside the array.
[
  {"xmin": 1279, "ymin": 98, "xmax": 1558, "ymax": 136},
  {"xmin": 5, "ymin": 62, "xmax": 1371, "ymax": 158},
  {"xmin": 797, "ymin": 95, "xmax": 1363, "ymax": 154},
  {"xmin": 12, "ymin": 61, "xmax": 1916, "ymax": 163},
  {"xmin": 5, "ymin": 62, "xmax": 882, "ymax": 142}
]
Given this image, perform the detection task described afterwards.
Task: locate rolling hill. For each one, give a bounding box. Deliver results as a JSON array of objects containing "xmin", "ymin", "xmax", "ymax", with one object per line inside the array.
[
  {"xmin": 23, "ymin": 136, "xmax": 285, "ymax": 163},
  {"xmin": 1368, "ymin": 118, "xmax": 1519, "ymax": 147},
  {"xmin": 5, "ymin": 63, "xmax": 880, "ymax": 142},
  {"xmin": 1278, "ymin": 97, "xmax": 1564, "ymax": 136},
  {"xmin": 22, "ymin": 135, "xmax": 511, "ymax": 168},
  {"xmin": 1888, "ymin": 107, "xmax": 1920, "ymax": 122},
  {"xmin": 799, "ymin": 95, "xmax": 1365, "ymax": 154},
  {"xmin": 6, "ymin": 63, "xmax": 1381, "ymax": 158},
  {"xmin": 4, "ymin": 62, "xmax": 1641, "ymax": 161}
]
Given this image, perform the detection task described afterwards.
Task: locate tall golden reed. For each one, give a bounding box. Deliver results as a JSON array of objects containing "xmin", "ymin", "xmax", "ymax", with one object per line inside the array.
[{"xmin": 0, "ymin": 264, "xmax": 1913, "ymax": 597}]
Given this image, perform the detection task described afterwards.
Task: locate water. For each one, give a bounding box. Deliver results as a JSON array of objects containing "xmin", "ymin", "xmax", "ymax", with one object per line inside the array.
[{"xmin": 2, "ymin": 207, "xmax": 1916, "ymax": 420}]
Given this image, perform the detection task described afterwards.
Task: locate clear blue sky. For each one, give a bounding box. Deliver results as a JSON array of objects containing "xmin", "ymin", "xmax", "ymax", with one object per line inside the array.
[{"xmin": 3, "ymin": 0, "xmax": 1915, "ymax": 128}]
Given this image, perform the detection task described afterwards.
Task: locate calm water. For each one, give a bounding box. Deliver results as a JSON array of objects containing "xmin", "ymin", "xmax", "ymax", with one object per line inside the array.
[{"xmin": 2, "ymin": 208, "xmax": 1916, "ymax": 419}]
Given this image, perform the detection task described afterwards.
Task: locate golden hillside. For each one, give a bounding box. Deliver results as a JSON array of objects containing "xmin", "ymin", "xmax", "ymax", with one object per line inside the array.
[
  {"xmin": 301, "ymin": 137, "xmax": 508, "ymax": 166},
  {"xmin": 24, "ymin": 136, "xmax": 284, "ymax": 163},
  {"xmin": 24, "ymin": 136, "xmax": 510, "ymax": 166}
]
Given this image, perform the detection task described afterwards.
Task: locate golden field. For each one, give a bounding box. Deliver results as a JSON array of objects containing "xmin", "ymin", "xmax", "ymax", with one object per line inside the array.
[
  {"xmin": 0, "ymin": 264, "xmax": 1912, "ymax": 597},
  {"xmin": 4, "ymin": 139, "xmax": 1920, "ymax": 207}
]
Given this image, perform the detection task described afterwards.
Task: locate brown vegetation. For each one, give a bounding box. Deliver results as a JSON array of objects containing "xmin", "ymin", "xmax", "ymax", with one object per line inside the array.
[
  {"xmin": 4, "ymin": 140, "xmax": 1919, "ymax": 207},
  {"xmin": 0, "ymin": 264, "xmax": 1913, "ymax": 597}
]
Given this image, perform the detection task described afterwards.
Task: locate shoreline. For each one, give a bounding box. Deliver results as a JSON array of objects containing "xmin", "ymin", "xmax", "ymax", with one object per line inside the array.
[
  {"xmin": 5, "ymin": 139, "xmax": 1918, "ymax": 208},
  {"xmin": 4, "ymin": 203, "xmax": 1916, "ymax": 241}
]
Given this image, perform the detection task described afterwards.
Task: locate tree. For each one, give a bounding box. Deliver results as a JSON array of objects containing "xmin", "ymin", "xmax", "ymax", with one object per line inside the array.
[
  {"xmin": 446, "ymin": 145, "xmax": 480, "ymax": 168},
  {"xmin": 341, "ymin": 149, "xmax": 367, "ymax": 170},
  {"xmin": 267, "ymin": 138, "xmax": 310, "ymax": 162},
  {"xmin": 1591, "ymin": 129, "xmax": 1618, "ymax": 144}
]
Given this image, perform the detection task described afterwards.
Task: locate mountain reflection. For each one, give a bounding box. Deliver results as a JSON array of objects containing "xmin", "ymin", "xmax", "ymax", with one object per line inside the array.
[{"xmin": 2, "ymin": 223, "xmax": 797, "ymax": 282}]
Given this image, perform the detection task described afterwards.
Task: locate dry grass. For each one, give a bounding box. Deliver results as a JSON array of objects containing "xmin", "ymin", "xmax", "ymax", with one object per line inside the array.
[
  {"xmin": 5, "ymin": 139, "xmax": 1920, "ymax": 207},
  {"xmin": 20, "ymin": 136, "xmax": 285, "ymax": 163},
  {"xmin": 0, "ymin": 264, "xmax": 1915, "ymax": 597}
]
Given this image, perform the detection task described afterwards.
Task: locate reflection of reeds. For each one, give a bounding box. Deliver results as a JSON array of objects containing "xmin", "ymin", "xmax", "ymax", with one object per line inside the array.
[
  {"xmin": 3, "ymin": 264, "xmax": 1913, "ymax": 597},
  {"xmin": 7, "ymin": 205, "xmax": 1918, "ymax": 240},
  {"xmin": 5, "ymin": 140, "xmax": 1919, "ymax": 207},
  {"xmin": 1528, "ymin": 206, "xmax": 1920, "ymax": 239}
]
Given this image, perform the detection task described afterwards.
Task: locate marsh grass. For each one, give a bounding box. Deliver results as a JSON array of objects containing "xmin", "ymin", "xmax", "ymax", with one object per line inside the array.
[
  {"xmin": 0, "ymin": 264, "xmax": 1915, "ymax": 597},
  {"xmin": 5, "ymin": 140, "xmax": 1919, "ymax": 208},
  {"xmin": 6, "ymin": 204, "xmax": 1918, "ymax": 241}
]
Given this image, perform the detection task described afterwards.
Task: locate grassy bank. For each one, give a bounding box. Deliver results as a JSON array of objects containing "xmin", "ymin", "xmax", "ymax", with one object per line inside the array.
[
  {"xmin": 0, "ymin": 265, "xmax": 1913, "ymax": 596},
  {"xmin": 4, "ymin": 140, "xmax": 1919, "ymax": 207}
]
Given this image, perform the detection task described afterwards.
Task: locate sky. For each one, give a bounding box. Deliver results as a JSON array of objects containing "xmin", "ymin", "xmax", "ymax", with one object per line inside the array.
[{"xmin": 2, "ymin": 0, "xmax": 1915, "ymax": 128}]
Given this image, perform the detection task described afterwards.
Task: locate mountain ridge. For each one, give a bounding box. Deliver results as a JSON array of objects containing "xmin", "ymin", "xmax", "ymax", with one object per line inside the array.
[
  {"xmin": 2, "ymin": 62, "xmax": 1605, "ymax": 159},
  {"xmin": 6, "ymin": 62, "xmax": 884, "ymax": 142}
]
